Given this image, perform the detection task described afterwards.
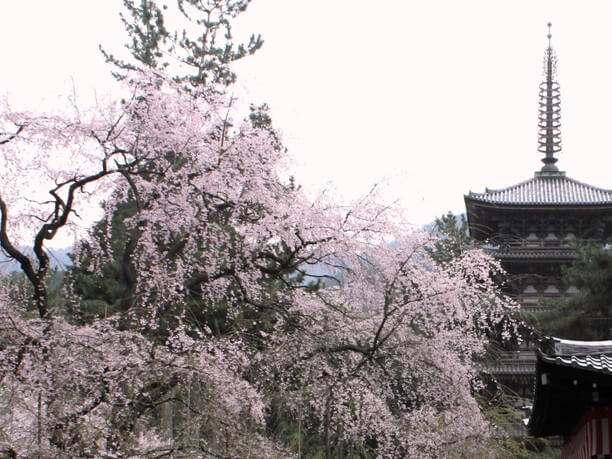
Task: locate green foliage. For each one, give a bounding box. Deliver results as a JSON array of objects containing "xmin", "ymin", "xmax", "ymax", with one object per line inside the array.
[
  {"xmin": 80, "ymin": 0, "xmax": 269, "ymax": 335},
  {"xmin": 3, "ymin": 267, "xmax": 66, "ymax": 319},
  {"xmin": 476, "ymin": 390, "xmax": 559, "ymax": 458},
  {"xmin": 266, "ymin": 399, "xmax": 324, "ymax": 459},
  {"xmin": 102, "ymin": 0, "xmax": 263, "ymax": 87},
  {"xmin": 117, "ymin": 0, "xmax": 169, "ymax": 71},
  {"xmin": 427, "ymin": 212, "xmax": 471, "ymax": 265},
  {"xmin": 494, "ymin": 439, "xmax": 559, "ymax": 459},
  {"xmin": 265, "ymin": 399, "xmax": 377, "ymax": 459},
  {"xmin": 68, "ymin": 199, "xmax": 137, "ymax": 324},
  {"xmin": 538, "ymin": 242, "xmax": 612, "ymax": 340}
]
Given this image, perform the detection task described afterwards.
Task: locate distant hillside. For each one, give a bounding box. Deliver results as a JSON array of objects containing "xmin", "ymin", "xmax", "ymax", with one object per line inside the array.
[{"xmin": 0, "ymin": 247, "xmax": 72, "ymax": 273}]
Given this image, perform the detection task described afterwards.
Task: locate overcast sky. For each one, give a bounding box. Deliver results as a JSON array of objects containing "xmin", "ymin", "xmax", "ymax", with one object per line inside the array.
[{"xmin": 2, "ymin": 1, "xmax": 612, "ymax": 230}]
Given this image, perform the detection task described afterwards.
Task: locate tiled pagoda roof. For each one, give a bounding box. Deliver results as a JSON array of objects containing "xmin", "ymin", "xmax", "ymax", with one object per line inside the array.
[{"xmin": 466, "ymin": 172, "xmax": 612, "ymax": 206}]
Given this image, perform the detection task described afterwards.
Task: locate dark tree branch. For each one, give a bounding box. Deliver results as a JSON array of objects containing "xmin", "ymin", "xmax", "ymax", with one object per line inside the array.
[{"xmin": 0, "ymin": 124, "xmax": 25, "ymax": 144}]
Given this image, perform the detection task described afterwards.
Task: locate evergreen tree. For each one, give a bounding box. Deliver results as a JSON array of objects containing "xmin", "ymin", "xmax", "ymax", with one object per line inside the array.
[
  {"xmin": 71, "ymin": 0, "xmax": 271, "ymax": 335},
  {"xmin": 538, "ymin": 242, "xmax": 612, "ymax": 340},
  {"xmin": 427, "ymin": 212, "xmax": 471, "ymax": 264},
  {"xmin": 68, "ymin": 199, "xmax": 137, "ymax": 324},
  {"xmin": 101, "ymin": 0, "xmax": 263, "ymax": 87}
]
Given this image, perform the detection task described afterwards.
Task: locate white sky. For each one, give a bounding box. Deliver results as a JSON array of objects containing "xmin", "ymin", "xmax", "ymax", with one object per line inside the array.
[{"xmin": 2, "ymin": 1, "xmax": 612, "ymax": 232}]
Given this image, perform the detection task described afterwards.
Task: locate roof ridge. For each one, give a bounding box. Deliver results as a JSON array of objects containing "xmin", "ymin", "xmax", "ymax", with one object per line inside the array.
[
  {"xmin": 466, "ymin": 174, "xmax": 612, "ymax": 205},
  {"xmin": 480, "ymin": 175, "xmax": 539, "ymax": 194},
  {"xmin": 561, "ymin": 175, "xmax": 612, "ymax": 193}
]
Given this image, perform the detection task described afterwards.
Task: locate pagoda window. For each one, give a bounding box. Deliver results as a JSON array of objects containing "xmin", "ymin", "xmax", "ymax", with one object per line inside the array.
[
  {"xmin": 526, "ymin": 232, "xmax": 540, "ymax": 248},
  {"xmin": 523, "ymin": 285, "xmax": 538, "ymax": 295},
  {"xmin": 520, "ymin": 285, "xmax": 539, "ymax": 307},
  {"xmin": 563, "ymin": 232, "xmax": 576, "ymax": 247},
  {"xmin": 543, "ymin": 284, "xmax": 560, "ymax": 296},
  {"xmin": 566, "ymin": 285, "xmax": 579, "ymax": 294},
  {"xmin": 583, "ymin": 219, "xmax": 603, "ymax": 239},
  {"xmin": 544, "ymin": 232, "xmax": 560, "ymax": 247}
]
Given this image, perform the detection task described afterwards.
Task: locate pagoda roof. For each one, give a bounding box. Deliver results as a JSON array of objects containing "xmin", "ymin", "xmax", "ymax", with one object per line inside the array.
[{"xmin": 466, "ymin": 172, "xmax": 612, "ymax": 207}]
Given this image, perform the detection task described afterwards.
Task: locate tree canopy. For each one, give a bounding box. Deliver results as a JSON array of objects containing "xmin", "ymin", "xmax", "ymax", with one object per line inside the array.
[
  {"xmin": 101, "ymin": 0, "xmax": 263, "ymax": 87},
  {"xmin": 0, "ymin": 2, "xmax": 521, "ymax": 457}
]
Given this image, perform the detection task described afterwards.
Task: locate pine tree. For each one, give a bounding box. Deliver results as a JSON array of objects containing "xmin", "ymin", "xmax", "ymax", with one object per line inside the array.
[
  {"xmin": 100, "ymin": 0, "xmax": 263, "ymax": 87},
  {"xmin": 71, "ymin": 0, "xmax": 270, "ymax": 336},
  {"xmin": 538, "ymin": 242, "xmax": 612, "ymax": 340},
  {"xmin": 426, "ymin": 212, "xmax": 471, "ymax": 264}
]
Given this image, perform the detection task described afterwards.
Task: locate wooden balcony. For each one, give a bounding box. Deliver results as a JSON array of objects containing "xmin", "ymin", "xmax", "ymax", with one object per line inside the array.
[
  {"xmin": 485, "ymin": 351, "xmax": 537, "ymax": 375},
  {"xmin": 495, "ymin": 236, "xmax": 597, "ymax": 252}
]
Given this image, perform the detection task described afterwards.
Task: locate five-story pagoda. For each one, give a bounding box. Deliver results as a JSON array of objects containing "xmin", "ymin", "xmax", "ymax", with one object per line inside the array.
[{"xmin": 465, "ymin": 24, "xmax": 612, "ymax": 400}]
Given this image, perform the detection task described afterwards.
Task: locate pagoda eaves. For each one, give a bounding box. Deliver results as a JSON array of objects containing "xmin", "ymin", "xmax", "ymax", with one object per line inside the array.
[{"xmin": 466, "ymin": 173, "xmax": 612, "ymax": 207}]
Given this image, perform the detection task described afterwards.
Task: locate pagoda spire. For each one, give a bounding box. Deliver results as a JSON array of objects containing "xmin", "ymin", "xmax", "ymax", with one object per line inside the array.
[{"xmin": 538, "ymin": 22, "xmax": 562, "ymax": 173}]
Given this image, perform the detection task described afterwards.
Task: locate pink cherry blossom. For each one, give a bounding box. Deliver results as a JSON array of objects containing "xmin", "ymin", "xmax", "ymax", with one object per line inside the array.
[{"xmin": 0, "ymin": 70, "xmax": 518, "ymax": 457}]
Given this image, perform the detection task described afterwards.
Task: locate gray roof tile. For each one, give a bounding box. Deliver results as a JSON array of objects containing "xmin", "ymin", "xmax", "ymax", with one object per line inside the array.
[
  {"xmin": 466, "ymin": 173, "xmax": 612, "ymax": 206},
  {"xmin": 538, "ymin": 337, "xmax": 612, "ymax": 375},
  {"xmin": 540, "ymin": 354, "xmax": 612, "ymax": 374}
]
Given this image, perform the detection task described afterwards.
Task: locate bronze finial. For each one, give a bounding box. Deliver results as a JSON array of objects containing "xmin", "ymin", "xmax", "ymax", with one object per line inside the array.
[{"xmin": 538, "ymin": 22, "xmax": 561, "ymax": 173}]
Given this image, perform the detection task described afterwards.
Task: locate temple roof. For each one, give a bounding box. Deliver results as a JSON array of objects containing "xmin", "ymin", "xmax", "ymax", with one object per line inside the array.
[
  {"xmin": 466, "ymin": 172, "xmax": 612, "ymax": 207},
  {"xmin": 529, "ymin": 337, "xmax": 612, "ymax": 437},
  {"xmin": 539, "ymin": 337, "xmax": 612, "ymax": 374}
]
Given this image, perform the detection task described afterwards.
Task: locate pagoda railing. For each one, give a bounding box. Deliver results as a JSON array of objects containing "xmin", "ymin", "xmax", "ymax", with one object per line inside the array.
[
  {"xmin": 496, "ymin": 237, "xmax": 599, "ymax": 251},
  {"xmin": 485, "ymin": 351, "xmax": 537, "ymax": 375}
]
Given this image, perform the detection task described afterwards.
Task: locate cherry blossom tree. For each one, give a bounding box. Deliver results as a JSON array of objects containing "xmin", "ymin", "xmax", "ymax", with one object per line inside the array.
[
  {"xmin": 0, "ymin": 294, "xmax": 286, "ymax": 457},
  {"xmin": 258, "ymin": 233, "xmax": 518, "ymax": 457},
  {"xmin": 0, "ymin": 71, "xmax": 518, "ymax": 457},
  {"xmin": 0, "ymin": 72, "xmax": 295, "ymax": 457}
]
